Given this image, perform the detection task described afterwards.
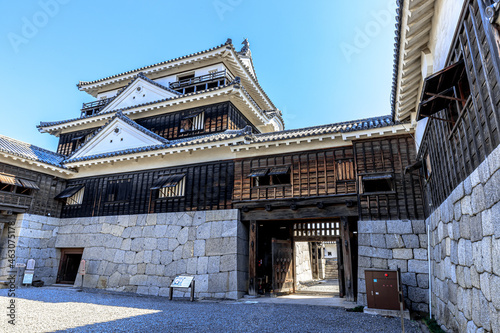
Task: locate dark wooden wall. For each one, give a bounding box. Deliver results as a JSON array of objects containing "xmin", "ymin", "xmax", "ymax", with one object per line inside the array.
[
  {"xmin": 354, "ymin": 135, "xmax": 423, "ymax": 220},
  {"xmin": 57, "ymin": 102, "xmax": 257, "ymax": 156},
  {"xmin": 419, "ymin": 0, "xmax": 500, "ymax": 214},
  {"xmin": 0, "ymin": 162, "xmax": 66, "ymax": 218},
  {"xmin": 135, "ymin": 101, "xmax": 258, "ymax": 139},
  {"xmin": 61, "ymin": 161, "xmax": 234, "ymax": 218},
  {"xmin": 233, "ymin": 147, "xmax": 356, "ymax": 202}
]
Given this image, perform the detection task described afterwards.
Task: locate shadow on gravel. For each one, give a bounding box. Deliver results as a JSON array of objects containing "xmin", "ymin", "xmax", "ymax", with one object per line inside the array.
[{"xmin": 0, "ymin": 288, "xmax": 422, "ymax": 332}]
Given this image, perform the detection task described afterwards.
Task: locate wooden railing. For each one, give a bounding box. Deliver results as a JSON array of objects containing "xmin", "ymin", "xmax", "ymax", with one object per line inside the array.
[
  {"xmin": 169, "ymin": 70, "xmax": 230, "ymax": 92},
  {"xmin": 81, "ymin": 97, "xmax": 115, "ymax": 117}
]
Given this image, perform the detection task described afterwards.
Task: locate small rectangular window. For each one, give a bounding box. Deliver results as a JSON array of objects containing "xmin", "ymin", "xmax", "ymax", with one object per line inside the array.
[
  {"xmin": 248, "ymin": 166, "xmax": 291, "ymax": 187},
  {"xmin": 180, "ymin": 112, "xmax": 204, "ymax": 133},
  {"xmin": 106, "ymin": 179, "xmax": 131, "ymax": 202},
  {"xmin": 360, "ymin": 174, "xmax": 394, "ymax": 194},
  {"xmin": 55, "ymin": 185, "xmax": 85, "ymax": 205},
  {"xmin": 152, "ymin": 174, "xmax": 186, "ymax": 198}
]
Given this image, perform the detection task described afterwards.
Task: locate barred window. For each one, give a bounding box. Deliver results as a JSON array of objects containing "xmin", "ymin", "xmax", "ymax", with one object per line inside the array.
[
  {"xmin": 55, "ymin": 185, "xmax": 85, "ymax": 205},
  {"xmin": 180, "ymin": 112, "xmax": 204, "ymax": 133},
  {"xmin": 151, "ymin": 174, "xmax": 186, "ymax": 198}
]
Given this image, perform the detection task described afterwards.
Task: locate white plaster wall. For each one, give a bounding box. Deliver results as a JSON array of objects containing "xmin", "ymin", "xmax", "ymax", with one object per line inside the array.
[
  {"xmin": 324, "ymin": 243, "xmax": 337, "ymax": 258},
  {"xmin": 428, "ymin": 0, "xmax": 466, "ymax": 72}
]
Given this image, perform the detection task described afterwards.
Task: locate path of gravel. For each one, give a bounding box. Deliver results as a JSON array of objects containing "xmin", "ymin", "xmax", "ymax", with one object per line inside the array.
[{"xmin": 0, "ymin": 287, "xmax": 422, "ymax": 332}]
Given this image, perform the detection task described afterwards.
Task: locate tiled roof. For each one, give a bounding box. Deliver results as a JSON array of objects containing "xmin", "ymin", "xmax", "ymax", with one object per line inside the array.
[
  {"xmin": 38, "ymin": 81, "xmax": 238, "ymax": 129},
  {"xmin": 77, "ymin": 42, "xmax": 230, "ymax": 88},
  {"xmin": 63, "ymin": 126, "xmax": 252, "ymax": 164},
  {"xmin": 252, "ymin": 115, "xmax": 396, "ymax": 142},
  {"xmin": 0, "ymin": 135, "xmax": 66, "ymax": 167},
  {"xmin": 66, "ymin": 111, "xmax": 170, "ymax": 160},
  {"xmin": 391, "ymin": 0, "xmax": 404, "ymax": 122},
  {"xmin": 63, "ymin": 115, "xmax": 398, "ymax": 164}
]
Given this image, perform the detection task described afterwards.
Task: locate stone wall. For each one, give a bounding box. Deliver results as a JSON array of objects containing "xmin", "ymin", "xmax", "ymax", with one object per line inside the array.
[
  {"xmin": 0, "ymin": 214, "xmax": 60, "ymax": 282},
  {"xmin": 0, "ymin": 209, "xmax": 248, "ymax": 299},
  {"xmin": 357, "ymin": 219, "xmax": 429, "ymax": 312},
  {"xmin": 295, "ymin": 241, "xmax": 313, "ymax": 286},
  {"xmin": 427, "ymin": 144, "xmax": 500, "ymax": 332}
]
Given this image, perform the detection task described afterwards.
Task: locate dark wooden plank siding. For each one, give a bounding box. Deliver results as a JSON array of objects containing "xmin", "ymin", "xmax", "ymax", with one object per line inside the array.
[
  {"xmin": 233, "ymin": 147, "xmax": 356, "ymax": 202},
  {"xmin": 61, "ymin": 161, "xmax": 234, "ymax": 218},
  {"xmin": 354, "ymin": 135, "xmax": 423, "ymax": 221},
  {"xmin": 420, "ymin": 0, "xmax": 500, "ymax": 214},
  {"xmin": 0, "ymin": 162, "xmax": 66, "ymax": 217}
]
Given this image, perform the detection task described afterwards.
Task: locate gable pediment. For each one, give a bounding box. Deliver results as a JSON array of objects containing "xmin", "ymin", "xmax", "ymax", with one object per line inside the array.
[
  {"xmin": 101, "ymin": 77, "xmax": 178, "ymax": 113},
  {"xmin": 70, "ymin": 116, "xmax": 166, "ymax": 159}
]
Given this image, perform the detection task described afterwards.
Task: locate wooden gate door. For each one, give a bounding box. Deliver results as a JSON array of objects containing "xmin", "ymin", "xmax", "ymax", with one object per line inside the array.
[
  {"xmin": 57, "ymin": 248, "xmax": 83, "ymax": 284},
  {"xmin": 272, "ymin": 239, "xmax": 294, "ymax": 294}
]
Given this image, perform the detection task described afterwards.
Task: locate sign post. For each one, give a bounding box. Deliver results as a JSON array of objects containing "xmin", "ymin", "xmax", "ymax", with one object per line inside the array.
[
  {"xmin": 22, "ymin": 259, "xmax": 36, "ymax": 286},
  {"xmin": 15, "ymin": 263, "xmax": 25, "ymax": 288},
  {"xmin": 169, "ymin": 276, "xmax": 195, "ymax": 301}
]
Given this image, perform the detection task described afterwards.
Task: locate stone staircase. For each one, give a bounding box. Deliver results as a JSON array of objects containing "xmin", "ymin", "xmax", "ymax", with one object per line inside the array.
[{"xmin": 325, "ymin": 259, "xmax": 338, "ymax": 279}]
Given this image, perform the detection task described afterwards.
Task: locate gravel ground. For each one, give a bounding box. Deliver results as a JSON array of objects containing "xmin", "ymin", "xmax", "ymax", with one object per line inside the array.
[{"xmin": 0, "ymin": 287, "xmax": 422, "ymax": 333}]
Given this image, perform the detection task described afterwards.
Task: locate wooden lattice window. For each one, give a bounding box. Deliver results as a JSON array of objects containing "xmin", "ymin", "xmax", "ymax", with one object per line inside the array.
[
  {"xmin": 180, "ymin": 112, "xmax": 204, "ymax": 133},
  {"xmin": 55, "ymin": 185, "xmax": 85, "ymax": 205},
  {"xmin": 293, "ymin": 221, "xmax": 341, "ymax": 241},
  {"xmin": 249, "ymin": 166, "xmax": 290, "ymax": 187},
  {"xmin": 151, "ymin": 174, "xmax": 186, "ymax": 198}
]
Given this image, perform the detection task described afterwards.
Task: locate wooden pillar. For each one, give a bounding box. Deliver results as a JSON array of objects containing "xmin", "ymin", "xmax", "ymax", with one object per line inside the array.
[
  {"xmin": 341, "ymin": 217, "xmax": 354, "ymax": 301},
  {"xmin": 248, "ymin": 220, "xmax": 257, "ymax": 296}
]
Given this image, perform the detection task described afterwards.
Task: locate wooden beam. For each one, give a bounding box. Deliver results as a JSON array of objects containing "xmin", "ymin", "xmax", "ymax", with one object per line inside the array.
[
  {"xmin": 341, "ymin": 217, "xmax": 354, "ymax": 301},
  {"xmin": 240, "ymin": 204, "xmax": 358, "ymax": 221},
  {"xmin": 248, "ymin": 220, "xmax": 257, "ymax": 296}
]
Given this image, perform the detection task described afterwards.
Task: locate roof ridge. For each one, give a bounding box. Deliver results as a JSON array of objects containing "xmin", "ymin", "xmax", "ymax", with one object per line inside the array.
[{"xmin": 77, "ymin": 41, "xmax": 230, "ymax": 88}]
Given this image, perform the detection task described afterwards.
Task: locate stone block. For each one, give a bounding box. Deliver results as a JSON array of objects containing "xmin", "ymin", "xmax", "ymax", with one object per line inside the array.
[
  {"xmin": 418, "ymin": 234, "xmax": 428, "ymax": 249},
  {"xmin": 411, "ymin": 220, "xmax": 426, "ymax": 234},
  {"xmin": 176, "ymin": 259, "xmax": 187, "ymax": 275},
  {"xmin": 173, "ymin": 246, "xmax": 183, "ymax": 261},
  {"xmin": 385, "ymin": 233, "xmax": 406, "ymax": 249},
  {"xmin": 167, "ymin": 225, "xmax": 182, "ymax": 238},
  {"xmin": 371, "ymin": 258, "xmax": 387, "ymax": 269},
  {"xmin": 157, "ymin": 238, "xmax": 169, "ymax": 251},
  {"xmin": 358, "ymin": 220, "xmax": 387, "ymax": 234},
  {"xmin": 387, "ymin": 220, "xmax": 413, "ymax": 234},
  {"xmin": 221, "ymin": 220, "xmax": 238, "ymax": 237},
  {"xmin": 408, "ymin": 260, "xmax": 428, "ymax": 274},
  {"xmin": 388, "ymin": 259, "xmax": 408, "ymax": 272},
  {"xmin": 358, "ymin": 234, "xmax": 371, "ymax": 246},
  {"xmin": 193, "ymin": 240, "xmax": 206, "ymax": 257},
  {"xmin": 484, "ymin": 170, "xmax": 500, "ymax": 209},
  {"xmin": 402, "ymin": 234, "xmax": 420, "ymax": 249},
  {"xmin": 208, "ymin": 256, "xmax": 220, "ymax": 273},
  {"xmin": 187, "ymin": 257, "xmax": 197, "ymax": 274},
  {"xmin": 168, "ymin": 238, "xmax": 179, "ymax": 252},
  {"xmin": 358, "ymin": 256, "xmax": 371, "ymax": 268},
  {"xmin": 195, "ymin": 274, "xmax": 208, "ymax": 292},
  {"xmin": 471, "ymin": 184, "xmax": 486, "ymax": 215},
  {"xmin": 208, "ymin": 272, "xmax": 229, "ymax": 292},
  {"xmin": 416, "ymin": 273, "xmax": 429, "ymax": 288},
  {"xmin": 197, "ymin": 257, "xmax": 208, "ymax": 274},
  {"xmin": 370, "ymin": 234, "xmax": 386, "ymax": 248},
  {"xmin": 408, "ymin": 286, "xmax": 428, "ymax": 303},
  {"xmin": 154, "ymin": 225, "xmax": 168, "ymax": 238},
  {"xmin": 401, "ymin": 272, "xmax": 417, "ymax": 287},
  {"xmin": 393, "ymin": 249, "xmax": 413, "ymax": 260},
  {"xmin": 177, "ymin": 227, "xmax": 189, "ymax": 245},
  {"xmin": 220, "ymin": 255, "xmax": 237, "ymax": 272},
  {"xmin": 482, "ymin": 237, "xmax": 492, "ymax": 273},
  {"xmin": 493, "ymin": 238, "xmax": 500, "ymax": 276},
  {"xmin": 182, "ymin": 241, "xmax": 194, "ymax": 258},
  {"xmin": 413, "ymin": 249, "xmax": 427, "ymax": 260},
  {"xmin": 473, "ymin": 241, "xmax": 484, "ymax": 273},
  {"xmin": 196, "ymin": 223, "xmax": 211, "ymax": 240},
  {"xmin": 130, "ymin": 274, "xmax": 148, "ymax": 286},
  {"xmin": 451, "ymin": 183, "xmax": 465, "ymax": 203},
  {"xmin": 470, "ymin": 215, "xmax": 483, "ymax": 242}
]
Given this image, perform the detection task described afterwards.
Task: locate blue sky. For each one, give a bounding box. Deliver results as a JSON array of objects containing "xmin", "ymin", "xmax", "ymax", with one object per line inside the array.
[{"xmin": 0, "ymin": 0, "xmax": 397, "ymax": 151}]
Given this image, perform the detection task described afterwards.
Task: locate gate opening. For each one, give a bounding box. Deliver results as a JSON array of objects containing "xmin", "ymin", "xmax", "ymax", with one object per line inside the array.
[{"xmin": 56, "ymin": 248, "xmax": 83, "ymax": 284}]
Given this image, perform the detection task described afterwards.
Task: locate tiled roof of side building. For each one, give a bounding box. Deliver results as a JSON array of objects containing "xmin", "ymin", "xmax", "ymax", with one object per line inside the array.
[
  {"xmin": 0, "ymin": 134, "xmax": 66, "ymax": 167},
  {"xmin": 390, "ymin": 0, "xmax": 404, "ymax": 122},
  {"xmin": 253, "ymin": 115, "xmax": 396, "ymax": 142}
]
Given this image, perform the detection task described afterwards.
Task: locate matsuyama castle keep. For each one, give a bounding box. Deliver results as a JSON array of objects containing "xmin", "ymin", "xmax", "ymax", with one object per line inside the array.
[{"xmin": 1, "ymin": 0, "xmax": 500, "ymax": 331}]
